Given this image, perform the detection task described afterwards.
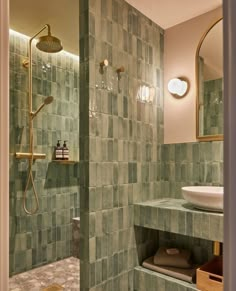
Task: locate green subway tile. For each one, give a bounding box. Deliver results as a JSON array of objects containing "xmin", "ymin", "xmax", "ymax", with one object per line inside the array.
[
  {"xmin": 186, "ymin": 212, "xmax": 193, "ymax": 236},
  {"xmin": 102, "ymin": 257, "xmax": 108, "ymax": 282},
  {"xmin": 89, "ymin": 213, "xmax": 96, "ymax": 237},
  {"xmin": 89, "ymin": 237, "xmax": 96, "ymax": 262},
  {"xmin": 107, "ymin": 233, "xmax": 113, "ymax": 257},
  {"xmin": 95, "ymin": 211, "xmax": 103, "ymax": 236},
  {"xmin": 14, "ymin": 250, "xmax": 26, "ymax": 273},
  {"xmin": 212, "ymin": 162, "xmax": 221, "ymax": 183},
  {"xmin": 90, "ymin": 262, "xmax": 96, "ymax": 287},
  {"xmin": 107, "ymin": 256, "xmax": 113, "ymax": 279},
  {"xmin": 95, "ymin": 260, "xmax": 102, "ymax": 285},
  {"xmin": 101, "ymin": 235, "xmax": 108, "ymax": 258},
  {"xmin": 102, "ymin": 185, "xmax": 113, "ymax": 209},
  {"xmin": 95, "ymin": 187, "xmax": 102, "ymax": 211},
  {"xmin": 178, "ymin": 211, "xmax": 186, "ymax": 235}
]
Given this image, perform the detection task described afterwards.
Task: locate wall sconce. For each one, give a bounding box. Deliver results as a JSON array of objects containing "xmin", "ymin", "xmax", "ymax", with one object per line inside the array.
[{"xmin": 167, "ymin": 77, "xmax": 189, "ymax": 97}]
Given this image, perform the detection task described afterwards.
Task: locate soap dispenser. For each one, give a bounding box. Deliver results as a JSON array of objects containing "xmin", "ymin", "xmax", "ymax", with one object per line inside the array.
[
  {"xmin": 55, "ymin": 140, "xmax": 63, "ymax": 160},
  {"xmin": 62, "ymin": 141, "xmax": 69, "ymax": 160}
]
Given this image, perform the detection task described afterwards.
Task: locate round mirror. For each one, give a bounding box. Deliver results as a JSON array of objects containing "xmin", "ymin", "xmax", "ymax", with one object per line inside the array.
[{"xmin": 196, "ymin": 18, "xmax": 223, "ymax": 141}]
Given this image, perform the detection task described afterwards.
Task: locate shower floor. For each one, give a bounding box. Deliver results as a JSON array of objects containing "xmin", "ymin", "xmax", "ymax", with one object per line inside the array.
[{"xmin": 9, "ymin": 257, "xmax": 80, "ymax": 291}]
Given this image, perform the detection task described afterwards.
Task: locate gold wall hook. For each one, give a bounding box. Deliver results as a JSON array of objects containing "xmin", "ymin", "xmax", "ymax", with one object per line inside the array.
[
  {"xmin": 116, "ymin": 66, "xmax": 125, "ymax": 80},
  {"xmin": 99, "ymin": 59, "xmax": 108, "ymax": 74},
  {"xmin": 116, "ymin": 66, "xmax": 125, "ymax": 73}
]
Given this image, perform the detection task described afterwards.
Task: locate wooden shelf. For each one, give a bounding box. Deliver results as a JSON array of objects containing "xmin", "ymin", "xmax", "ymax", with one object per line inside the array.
[{"xmin": 51, "ymin": 160, "xmax": 78, "ymax": 164}]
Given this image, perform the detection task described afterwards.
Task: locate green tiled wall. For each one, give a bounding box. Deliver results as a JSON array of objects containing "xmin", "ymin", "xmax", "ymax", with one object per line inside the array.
[
  {"xmin": 160, "ymin": 141, "xmax": 223, "ymax": 199},
  {"xmin": 9, "ymin": 31, "xmax": 80, "ymax": 275},
  {"xmin": 79, "ymin": 0, "xmax": 164, "ymax": 289},
  {"xmin": 79, "ymin": 0, "xmax": 224, "ymax": 290}
]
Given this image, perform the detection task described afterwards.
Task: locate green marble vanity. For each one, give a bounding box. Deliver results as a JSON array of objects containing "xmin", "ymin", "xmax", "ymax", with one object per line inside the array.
[
  {"xmin": 133, "ymin": 198, "xmax": 223, "ymax": 291},
  {"xmin": 134, "ymin": 198, "xmax": 223, "ymax": 242}
]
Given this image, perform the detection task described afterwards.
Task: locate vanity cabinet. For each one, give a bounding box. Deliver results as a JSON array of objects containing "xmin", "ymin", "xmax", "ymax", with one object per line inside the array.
[{"xmin": 133, "ymin": 198, "xmax": 223, "ymax": 291}]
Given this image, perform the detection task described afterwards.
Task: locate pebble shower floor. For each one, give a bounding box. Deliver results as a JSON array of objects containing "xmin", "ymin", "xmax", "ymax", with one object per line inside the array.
[{"xmin": 9, "ymin": 257, "xmax": 80, "ymax": 291}]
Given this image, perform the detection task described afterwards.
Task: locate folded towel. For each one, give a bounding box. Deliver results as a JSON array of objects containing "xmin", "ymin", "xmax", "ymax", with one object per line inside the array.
[
  {"xmin": 153, "ymin": 247, "xmax": 192, "ymax": 269},
  {"xmin": 142, "ymin": 256, "xmax": 197, "ymax": 283}
]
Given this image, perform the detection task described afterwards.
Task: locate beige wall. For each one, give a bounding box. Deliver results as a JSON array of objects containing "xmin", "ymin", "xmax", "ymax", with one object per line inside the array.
[{"xmin": 164, "ymin": 7, "xmax": 222, "ymax": 144}]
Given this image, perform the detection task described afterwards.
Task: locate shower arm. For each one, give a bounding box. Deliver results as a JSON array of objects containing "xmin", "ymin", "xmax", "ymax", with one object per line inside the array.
[{"xmin": 28, "ymin": 24, "xmax": 51, "ymax": 152}]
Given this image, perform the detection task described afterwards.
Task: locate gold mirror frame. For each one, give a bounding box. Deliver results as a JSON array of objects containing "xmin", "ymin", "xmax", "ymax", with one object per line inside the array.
[{"xmin": 196, "ymin": 17, "xmax": 223, "ymax": 141}]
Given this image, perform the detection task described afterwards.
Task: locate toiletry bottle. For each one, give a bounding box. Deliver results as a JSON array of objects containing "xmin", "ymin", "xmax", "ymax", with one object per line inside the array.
[
  {"xmin": 62, "ymin": 141, "xmax": 69, "ymax": 160},
  {"xmin": 55, "ymin": 140, "xmax": 63, "ymax": 160}
]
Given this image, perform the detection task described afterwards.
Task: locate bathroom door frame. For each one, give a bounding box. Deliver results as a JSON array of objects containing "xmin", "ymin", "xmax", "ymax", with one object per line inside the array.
[
  {"xmin": 223, "ymin": 0, "xmax": 236, "ymax": 290},
  {"xmin": 0, "ymin": 0, "xmax": 9, "ymax": 290},
  {"xmin": 0, "ymin": 0, "xmax": 236, "ymax": 291}
]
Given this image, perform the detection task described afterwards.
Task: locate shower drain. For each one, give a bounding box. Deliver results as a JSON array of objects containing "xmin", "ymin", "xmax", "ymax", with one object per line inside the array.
[{"xmin": 42, "ymin": 283, "xmax": 63, "ymax": 291}]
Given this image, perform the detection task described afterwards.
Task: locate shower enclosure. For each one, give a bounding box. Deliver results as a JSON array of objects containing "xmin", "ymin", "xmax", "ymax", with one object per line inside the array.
[{"xmin": 9, "ymin": 0, "xmax": 80, "ymax": 288}]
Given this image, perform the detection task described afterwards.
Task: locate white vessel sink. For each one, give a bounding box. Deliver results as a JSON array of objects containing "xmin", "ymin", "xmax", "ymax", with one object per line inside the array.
[{"xmin": 181, "ymin": 186, "xmax": 223, "ymax": 212}]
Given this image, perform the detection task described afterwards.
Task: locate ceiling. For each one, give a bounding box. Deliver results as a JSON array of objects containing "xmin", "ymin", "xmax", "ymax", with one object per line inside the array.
[
  {"xmin": 10, "ymin": 0, "xmax": 222, "ymax": 55},
  {"xmin": 126, "ymin": 0, "xmax": 222, "ymax": 29},
  {"xmin": 10, "ymin": 0, "xmax": 79, "ymax": 55}
]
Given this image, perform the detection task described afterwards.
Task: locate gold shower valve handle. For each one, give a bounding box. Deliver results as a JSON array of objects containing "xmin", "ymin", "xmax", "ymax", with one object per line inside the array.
[
  {"xmin": 22, "ymin": 59, "xmax": 29, "ymax": 68},
  {"xmin": 15, "ymin": 152, "xmax": 46, "ymax": 159},
  {"xmin": 22, "ymin": 59, "xmax": 38, "ymax": 68}
]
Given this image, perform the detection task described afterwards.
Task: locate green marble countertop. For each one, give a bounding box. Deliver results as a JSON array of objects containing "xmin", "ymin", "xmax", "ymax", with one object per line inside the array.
[{"xmin": 134, "ymin": 198, "xmax": 223, "ymax": 242}]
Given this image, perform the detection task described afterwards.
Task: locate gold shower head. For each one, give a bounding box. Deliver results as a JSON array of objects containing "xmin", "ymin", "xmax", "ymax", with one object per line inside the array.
[
  {"xmin": 36, "ymin": 34, "xmax": 63, "ymax": 53},
  {"xmin": 36, "ymin": 25, "xmax": 63, "ymax": 53},
  {"xmin": 22, "ymin": 24, "xmax": 63, "ymax": 68}
]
